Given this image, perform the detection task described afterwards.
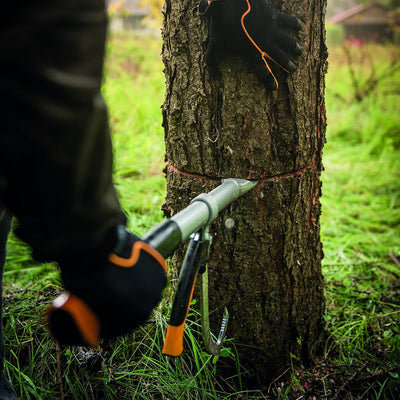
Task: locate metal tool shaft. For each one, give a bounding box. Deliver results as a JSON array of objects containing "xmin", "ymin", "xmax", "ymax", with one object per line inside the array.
[{"xmin": 142, "ymin": 179, "xmax": 257, "ymax": 257}]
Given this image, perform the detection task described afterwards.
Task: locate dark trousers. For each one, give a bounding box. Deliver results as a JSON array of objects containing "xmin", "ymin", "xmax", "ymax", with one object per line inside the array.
[
  {"xmin": 0, "ymin": 209, "xmax": 17, "ymax": 399},
  {"xmin": 0, "ymin": 0, "xmax": 121, "ymax": 263}
]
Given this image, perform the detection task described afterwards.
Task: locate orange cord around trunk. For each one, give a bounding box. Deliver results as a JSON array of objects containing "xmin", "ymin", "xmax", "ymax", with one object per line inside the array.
[{"xmin": 240, "ymin": 0, "xmax": 289, "ymax": 88}]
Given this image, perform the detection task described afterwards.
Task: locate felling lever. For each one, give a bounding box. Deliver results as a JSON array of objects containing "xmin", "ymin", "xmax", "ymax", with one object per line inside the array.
[
  {"xmin": 48, "ymin": 179, "xmax": 257, "ymax": 354},
  {"xmin": 141, "ymin": 178, "xmax": 257, "ymax": 356}
]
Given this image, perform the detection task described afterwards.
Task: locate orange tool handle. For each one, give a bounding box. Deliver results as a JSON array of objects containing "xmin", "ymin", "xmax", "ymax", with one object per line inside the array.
[{"xmin": 162, "ymin": 271, "xmax": 198, "ymax": 356}]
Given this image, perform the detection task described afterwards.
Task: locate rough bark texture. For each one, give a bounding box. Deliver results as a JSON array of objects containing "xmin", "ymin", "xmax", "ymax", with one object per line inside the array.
[{"xmin": 161, "ymin": 0, "xmax": 327, "ymax": 382}]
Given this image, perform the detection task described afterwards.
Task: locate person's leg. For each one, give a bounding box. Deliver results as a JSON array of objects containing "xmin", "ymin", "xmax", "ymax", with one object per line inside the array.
[
  {"xmin": 0, "ymin": 0, "xmax": 121, "ymax": 263},
  {"xmin": 0, "ymin": 209, "xmax": 17, "ymax": 400}
]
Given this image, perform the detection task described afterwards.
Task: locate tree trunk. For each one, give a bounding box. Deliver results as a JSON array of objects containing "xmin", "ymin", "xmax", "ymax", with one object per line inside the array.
[{"xmin": 161, "ymin": 0, "xmax": 327, "ymax": 382}]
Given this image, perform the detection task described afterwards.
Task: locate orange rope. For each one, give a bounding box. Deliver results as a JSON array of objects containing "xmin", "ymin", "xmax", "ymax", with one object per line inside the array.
[{"xmin": 240, "ymin": 0, "xmax": 289, "ymax": 88}]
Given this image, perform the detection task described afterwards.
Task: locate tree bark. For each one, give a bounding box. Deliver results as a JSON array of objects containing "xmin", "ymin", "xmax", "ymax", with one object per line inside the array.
[{"xmin": 161, "ymin": 0, "xmax": 327, "ymax": 382}]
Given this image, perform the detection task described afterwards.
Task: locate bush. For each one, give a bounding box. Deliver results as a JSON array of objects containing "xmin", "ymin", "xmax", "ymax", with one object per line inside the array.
[{"xmin": 326, "ymin": 22, "xmax": 345, "ymax": 47}]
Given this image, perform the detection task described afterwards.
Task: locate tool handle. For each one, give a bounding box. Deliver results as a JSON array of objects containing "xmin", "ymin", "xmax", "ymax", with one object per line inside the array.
[{"xmin": 162, "ymin": 236, "xmax": 201, "ymax": 356}]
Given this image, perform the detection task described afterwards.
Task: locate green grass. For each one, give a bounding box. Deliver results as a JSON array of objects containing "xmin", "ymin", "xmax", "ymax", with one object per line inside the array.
[
  {"xmin": 317, "ymin": 43, "xmax": 400, "ymax": 399},
  {"xmin": 104, "ymin": 31, "xmax": 166, "ymax": 234},
  {"xmin": 2, "ymin": 32, "xmax": 400, "ymax": 399}
]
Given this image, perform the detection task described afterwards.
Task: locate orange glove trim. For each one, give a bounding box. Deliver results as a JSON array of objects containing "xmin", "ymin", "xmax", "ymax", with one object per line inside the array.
[
  {"xmin": 240, "ymin": 0, "xmax": 289, "ymax": 88},
  {"xmin": 108, "ymin": 241, "xmax": 168, "ymax": 273},
  {"xmin": 48, "ymin": 293, "xmax": 100, "ymax": 347}
]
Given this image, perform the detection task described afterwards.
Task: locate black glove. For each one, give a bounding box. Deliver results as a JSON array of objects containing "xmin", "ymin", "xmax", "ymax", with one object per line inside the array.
[
  {"xmin": 47, "ymin": 226, "xmax": 168, "ymax": 346},
  {"xmin": 196, "ymin": 0, "xmax": 304, "ymax": 88}
]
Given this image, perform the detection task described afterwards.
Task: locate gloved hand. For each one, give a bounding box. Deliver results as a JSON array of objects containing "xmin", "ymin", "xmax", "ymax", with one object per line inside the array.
[
  {"xmin": 47, "ymin": 226, "xmax": 168, "ymax": 346},
  {"xmin": 195, "ymin": 0, "xmax": 304, "ymax": 88}
]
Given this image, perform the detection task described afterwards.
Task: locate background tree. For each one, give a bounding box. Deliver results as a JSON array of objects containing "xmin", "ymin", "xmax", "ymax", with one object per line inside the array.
[{"xmin": 161, "ymin": 0, "xmax": 328, "ymax": 383}]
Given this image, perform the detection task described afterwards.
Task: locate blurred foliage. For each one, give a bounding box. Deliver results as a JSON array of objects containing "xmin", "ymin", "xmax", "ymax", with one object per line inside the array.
[
  {"xmin": 139, "ymin": 0, "xmax": 163, "ymax": 28},
  {"xmin": 107, "ymin": 0, "xmax": 130, "ymax": 17},
  {"xmin": 326, "ymin": 22, "xmax": 345, "ymax": 47}
]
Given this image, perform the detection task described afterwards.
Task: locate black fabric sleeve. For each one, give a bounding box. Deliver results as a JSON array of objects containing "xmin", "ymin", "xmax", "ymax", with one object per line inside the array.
[{"xmin": 0, "ymin": 0, "xmax": 122, "ymax": 262}]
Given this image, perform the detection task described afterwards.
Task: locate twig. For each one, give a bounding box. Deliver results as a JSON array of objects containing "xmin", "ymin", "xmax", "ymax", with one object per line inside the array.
[
  {"xmin": 267, "ymin": 367, "xmax": 291, "ymax": 394},
  {"xmin": 354, "ymin": 365, "xmax": 399, "ymax": 384},
  {"xmin": 342, "ymin": 45, "xmax": 361, "ymax": 102},
  {"xmin": 55, "ymin": 342, "xmax": 65, "ymax": 400},
  {"xmin": 388, "ymin": 251, "xmax": 400, "ymax": 269},
  {"xmin": 331, "ymin": 362, "xmax": 368, "ymax": 400},
  {"xmin": 324, "ymin": 260, "xmax": 391, "ymax": 268}
]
